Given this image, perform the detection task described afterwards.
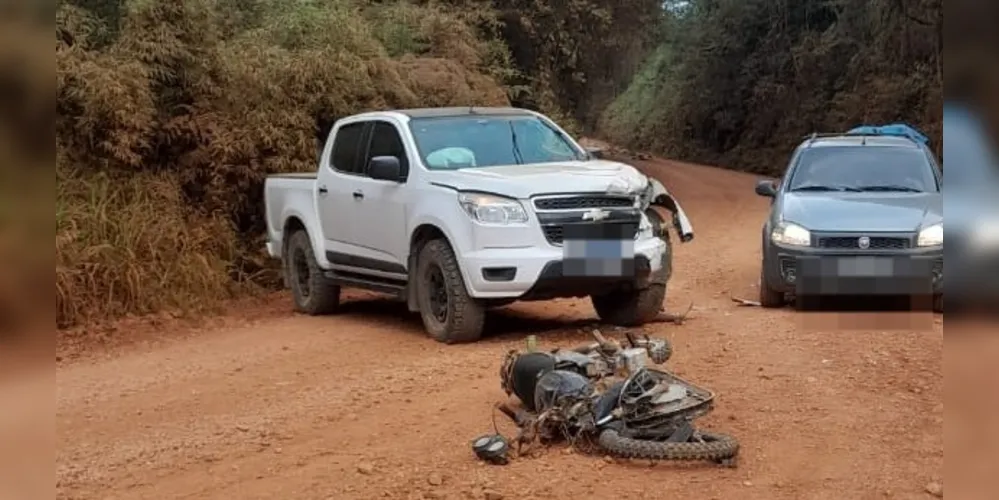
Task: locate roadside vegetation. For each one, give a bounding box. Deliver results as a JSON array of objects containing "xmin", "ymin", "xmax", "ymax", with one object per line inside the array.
[
  {"xmin": 54, "ymin": 0, "xmax": 942, "ymax": 329},
  {"xmin": 601, "ymin": 0, "xmax": 943, "ymax": 174}
]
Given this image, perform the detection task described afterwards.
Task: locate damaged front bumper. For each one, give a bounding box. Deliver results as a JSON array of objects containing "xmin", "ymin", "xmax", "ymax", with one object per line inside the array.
[{"xmin": 641, "ymin": 177, "xmax": 694, "ymax": 243}]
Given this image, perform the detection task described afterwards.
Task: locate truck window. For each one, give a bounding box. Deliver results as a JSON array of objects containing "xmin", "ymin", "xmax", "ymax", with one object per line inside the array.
[
  {"xmin": 330, "ymin": 122, "xmax": 366, "ymax": 174},
  {"xmin": 365, "ymin": 121, "xmax": 409, "ymax": 178}
]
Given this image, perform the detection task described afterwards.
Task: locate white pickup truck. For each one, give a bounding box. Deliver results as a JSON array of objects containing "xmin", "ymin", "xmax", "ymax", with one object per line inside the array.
[{"xmin": 264, "ymin": 107, "xmax": 694, "ymax": 343}]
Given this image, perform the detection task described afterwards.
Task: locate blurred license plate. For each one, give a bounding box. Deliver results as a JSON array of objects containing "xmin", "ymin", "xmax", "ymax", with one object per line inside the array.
[
  {"xmin": 837, "ymin": 256, "xmax": 894, "ymax": 276},
  {"xmin": 562, "ymin": 223, "xmax": 636, "ymax": 277}
]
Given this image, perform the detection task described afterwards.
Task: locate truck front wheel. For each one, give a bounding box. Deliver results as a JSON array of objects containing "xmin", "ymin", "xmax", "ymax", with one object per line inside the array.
[
  {"xmin": 591, "ymin": 283, "xmax": 667, "ymax": 327},
  {"xmin": 592, "ymin": 240, "xmax": 671, "ymax": 327},
  {"xmin": 286, "ymin": 230, "xmax": 341, "ymax": 315},
  {"xmin": 415, "ymin": 239, "xmax": 485, "ymax": 344}
]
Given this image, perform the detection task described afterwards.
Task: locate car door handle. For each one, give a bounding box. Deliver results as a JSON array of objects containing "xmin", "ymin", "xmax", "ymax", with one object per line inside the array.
[
  {"xmin": 352, "ymin": 190, "xmax": 364, "ymax": 200},
  {"xmin": 318, "ymin": 186, "xmax": 328, "ymax": 195}
]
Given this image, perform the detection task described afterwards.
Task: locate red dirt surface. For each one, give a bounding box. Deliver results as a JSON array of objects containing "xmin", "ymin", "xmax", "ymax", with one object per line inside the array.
[{"xmin": 55, "ymin": 157, "xmax": 943, "ymax": 500}]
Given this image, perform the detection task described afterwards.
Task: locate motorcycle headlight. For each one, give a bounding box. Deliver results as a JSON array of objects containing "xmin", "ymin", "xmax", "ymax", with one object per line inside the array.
[
  {"xmin": 457, "ymin": 192, "xmax": 529, "ymax": 224},
  {"xmin": 917, "ymin": 223, "xmax": 943, "ymax": 247},
  {"xmin": 771, "ymin": 221, "xmax": 811, "ymax": 247}
]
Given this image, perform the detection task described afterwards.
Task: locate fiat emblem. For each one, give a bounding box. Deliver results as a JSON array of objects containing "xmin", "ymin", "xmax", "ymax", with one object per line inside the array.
[{"xmin": 858, "ymin": 236, "xmax": 870, "ymax": 249}]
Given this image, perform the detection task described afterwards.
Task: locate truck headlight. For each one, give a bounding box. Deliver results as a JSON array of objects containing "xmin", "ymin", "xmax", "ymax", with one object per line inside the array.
[
  {"xmin": 458, "ymin": 192, "xmax": 529, "ymax": 224},
  {"xmin": 771, "ymin": 221, "xmax": 811, "ymax": 247},
  {"xmin": 917, "ymin": 223, "xmax": 943, "ymax": 247}
]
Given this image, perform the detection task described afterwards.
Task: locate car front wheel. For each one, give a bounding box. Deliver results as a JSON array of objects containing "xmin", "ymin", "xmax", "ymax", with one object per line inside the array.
[{"xmin": 759, "ymin": 266, "xmax": 785, "ymax": 308}]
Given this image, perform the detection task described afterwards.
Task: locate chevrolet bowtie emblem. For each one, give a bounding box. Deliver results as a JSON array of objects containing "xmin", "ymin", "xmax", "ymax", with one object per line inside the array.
[{"xmin": 582, "ymin": 208, "xmax": 611, "ymax": 222}]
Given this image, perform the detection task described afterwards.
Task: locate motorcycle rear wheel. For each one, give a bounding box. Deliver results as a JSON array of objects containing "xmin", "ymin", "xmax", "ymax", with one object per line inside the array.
[{"xmin": 597, "ymin": 428, "xmax": 739, "ymax": 461}]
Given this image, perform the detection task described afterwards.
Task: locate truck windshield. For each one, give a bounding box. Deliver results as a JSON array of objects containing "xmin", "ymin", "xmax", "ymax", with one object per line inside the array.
[
  {"xmin": 788, "ymin": 146, "xmax": 940, "ymax": 193},
  {"xmin": 407, "ymin": 115, "xmax": 586, "ymax": 170}
]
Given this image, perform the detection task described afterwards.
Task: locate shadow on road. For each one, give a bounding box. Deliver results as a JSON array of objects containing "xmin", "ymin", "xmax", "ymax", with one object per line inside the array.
[{"xmin": 335, "ymin": 297, "xmax": 600, "ymax": 342}]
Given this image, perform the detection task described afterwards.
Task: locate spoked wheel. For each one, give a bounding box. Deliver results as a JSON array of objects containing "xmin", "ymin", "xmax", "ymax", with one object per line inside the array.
[{"xmin": 597, "ymin": 428, "xmax": 739, "ymax": 462}]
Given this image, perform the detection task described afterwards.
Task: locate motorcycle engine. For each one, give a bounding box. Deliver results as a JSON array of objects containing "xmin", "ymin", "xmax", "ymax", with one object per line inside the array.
[{"xmin": 618, "ymin": 348, "xmax": 649, "ymax": 376}]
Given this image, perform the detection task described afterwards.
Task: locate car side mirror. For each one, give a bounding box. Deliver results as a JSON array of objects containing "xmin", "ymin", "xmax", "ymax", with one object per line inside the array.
[
  {"xmin": 368, "ymin": 156, "xmax": 403, "ymax": 182},
  {"xmin": 755, "ymin": 179, "xmax": 777, "ymax": 198},
  {"xmin": 585, "ymin": 147, "xmax": 605, "ymax": 160}
]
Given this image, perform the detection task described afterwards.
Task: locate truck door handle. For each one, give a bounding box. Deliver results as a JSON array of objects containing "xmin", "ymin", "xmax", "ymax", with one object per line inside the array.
[
  {"xmin": 352, "ymin": 191, "xmax": 364, "ymax": 199},
  {"xmin": 318, "ymin": 186, "xmax": 328, "ymax": 195}
]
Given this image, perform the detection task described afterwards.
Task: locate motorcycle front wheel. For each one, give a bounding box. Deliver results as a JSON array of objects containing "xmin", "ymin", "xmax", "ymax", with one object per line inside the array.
[{"xmin": 597, "ymin": 428, "xmax": 739, "ymax": 461}]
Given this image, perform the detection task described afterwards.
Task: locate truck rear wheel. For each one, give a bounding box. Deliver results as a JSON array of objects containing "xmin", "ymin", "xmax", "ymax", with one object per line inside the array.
[
  {"xmin": 286, "ymin": 230, "xmax": 341, "ymax": 315},
  {"xmin": 415, "ymin": 239, "xmax": 485, "ymax": 344}
]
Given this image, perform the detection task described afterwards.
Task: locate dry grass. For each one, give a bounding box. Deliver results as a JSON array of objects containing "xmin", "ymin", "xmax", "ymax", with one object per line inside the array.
[
  {"xmin": 53, "ymin": 0, "xmax": 520, "ymax": 329},
  {"xmin": 55, "ymin": 167, "xmax": 240, "ymax": 328}
]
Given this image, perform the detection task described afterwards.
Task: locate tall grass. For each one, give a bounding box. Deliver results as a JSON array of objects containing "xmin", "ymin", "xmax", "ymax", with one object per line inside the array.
[{"xmin": 56, "ymin": 168, "xmax": 239, "ymax": 327}]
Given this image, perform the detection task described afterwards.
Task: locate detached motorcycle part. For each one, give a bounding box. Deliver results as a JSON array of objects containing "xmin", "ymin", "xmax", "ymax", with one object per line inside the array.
[
  {"xmin": 597, "ymin": 428, "xmax": 739, "ymax": 461},
  {"xmin": 501, "ymin": 351, "xmax": 556, "ymax": 411},
  {"xmin": 471, "ymin": 434, "xmax": 510, "ymax": 465}
]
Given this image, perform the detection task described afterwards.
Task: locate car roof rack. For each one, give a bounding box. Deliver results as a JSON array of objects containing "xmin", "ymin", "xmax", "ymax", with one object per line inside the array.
[{"xmin": 802, "ymin": 123, "xmax": 930, "ymax": 148}]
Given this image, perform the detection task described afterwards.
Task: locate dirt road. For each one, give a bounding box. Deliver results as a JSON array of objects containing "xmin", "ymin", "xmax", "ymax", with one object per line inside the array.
[{"xmin": 56, "ymin": 158, "xmax": 943, "ymax": 500}]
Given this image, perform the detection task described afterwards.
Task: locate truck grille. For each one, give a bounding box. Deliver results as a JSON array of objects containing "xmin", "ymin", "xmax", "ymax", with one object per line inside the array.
[
  {"xmin": 533, "ymin": 195, "xmax": 634, "ymax": 211},
  {"xmin": 817, "ymin": 236, "xmax": 911, "ymax": 250},
  {"xmin": 542, "ymin": 221, "xmax": 639, "ymax": 245}
]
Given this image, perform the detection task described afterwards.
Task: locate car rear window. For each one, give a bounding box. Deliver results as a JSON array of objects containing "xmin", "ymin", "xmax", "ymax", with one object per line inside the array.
[{"xmin": 788, "ymin": 146, "xmax": 939, "ymax": 192}]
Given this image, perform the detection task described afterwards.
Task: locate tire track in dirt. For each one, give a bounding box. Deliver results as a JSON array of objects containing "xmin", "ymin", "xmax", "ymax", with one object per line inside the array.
[{"xmin": 56, "ymin": 158, "xmax": 942, "ymax": 500}]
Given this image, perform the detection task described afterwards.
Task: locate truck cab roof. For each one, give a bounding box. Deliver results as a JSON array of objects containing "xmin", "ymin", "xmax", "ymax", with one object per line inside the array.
[{"xmin": 348, "ymin": 107, "xmax": 539, "ymax": 122}]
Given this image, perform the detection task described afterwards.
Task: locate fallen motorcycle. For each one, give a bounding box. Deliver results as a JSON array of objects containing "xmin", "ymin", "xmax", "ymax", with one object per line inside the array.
[{"xmin": 494, "ymin": 330, "xmax": 739, "ymax": 463}]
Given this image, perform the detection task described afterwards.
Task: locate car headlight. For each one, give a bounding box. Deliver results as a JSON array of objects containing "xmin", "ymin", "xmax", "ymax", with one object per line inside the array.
[
  {"xmin": 771, "ymin": 221, "xmax": 811, "ymax": 247},
  {"xmin": 458, "ymin": 192, "xmax": 529, "ymax": 224},
  {"xmin": 917, "ymin": 223, "xmax": 943, "ymax": 247}
]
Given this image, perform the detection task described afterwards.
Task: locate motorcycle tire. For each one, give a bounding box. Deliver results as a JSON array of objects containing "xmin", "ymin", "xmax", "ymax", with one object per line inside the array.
[{"xmin": 597, "ymin": 428, "xmax": 739, "ymax": 461}]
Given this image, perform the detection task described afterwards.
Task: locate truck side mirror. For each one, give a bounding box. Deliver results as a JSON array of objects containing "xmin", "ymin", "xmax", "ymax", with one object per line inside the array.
[
  {"xmin": 755, "ymin": 180, "xmax": 777, "ymax": 198},
  {"xmin": 585, "ymin": 147, "xmax": 605, "ymax": 160},
  {"xmin": 368, "ymin": 156, "xmax": 403, "ymax": 182}
]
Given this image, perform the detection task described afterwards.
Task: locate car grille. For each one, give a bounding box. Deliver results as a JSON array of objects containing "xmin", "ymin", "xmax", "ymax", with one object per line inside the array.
[
  {"xmin": 533, "ymin": 195, "xmax": 634, "ymax": 211},
  {"xmin": 816, "ymin": 236, "xmax": 911, "ymax": 250}
]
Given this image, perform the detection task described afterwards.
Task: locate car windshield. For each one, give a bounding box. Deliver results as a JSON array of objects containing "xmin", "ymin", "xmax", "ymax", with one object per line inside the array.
[
  {"xmin": 407, "ymin": 115, "xmax": 586, "ymax": 170},
  {"xmin": 788, "ymin": 146, "xmax": 939, "ymax": 193}
]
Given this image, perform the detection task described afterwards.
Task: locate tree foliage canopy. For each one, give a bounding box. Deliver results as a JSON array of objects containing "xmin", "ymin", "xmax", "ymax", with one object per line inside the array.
[{"xmin": 602, "ymin": 0, "xmax": 942, "ymax": 174}]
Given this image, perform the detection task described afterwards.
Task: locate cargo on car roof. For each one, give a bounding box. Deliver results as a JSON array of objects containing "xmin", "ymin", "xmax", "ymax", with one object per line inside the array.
[{"xmin": 845, "ymin": 123, "xmax": 930, "ymax": 146}]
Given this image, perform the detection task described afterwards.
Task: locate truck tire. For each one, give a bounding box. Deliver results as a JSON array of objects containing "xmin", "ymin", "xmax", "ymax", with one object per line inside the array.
[
  {"xmin": 591, "ymin": 283, "xmax": 666, "ymax": 327},
  {"xmin": 591, "ymin": 230, "xmax": 672, "ymax": 327},
  {"xmin": 932, "ymin": 293, "xmax": 943, "ymax": 314},
  {"xmin": 415, "ymin": 239, "xmax": 485, "ymax": 344},
  {"xmin": 759, "ymin": 267, "xmax": 785, "ymax": 308},
  {"xmin": 286, "ymin": 230, "xmax": 341, "ymax": 315}
]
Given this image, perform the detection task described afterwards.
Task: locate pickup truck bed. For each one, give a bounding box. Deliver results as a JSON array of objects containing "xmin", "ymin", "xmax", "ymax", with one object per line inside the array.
[
  {"xmin": 263, "ymin": 174, "xmax": 318, "ymax": 261},
  {"xmin": 268, "ymin": 173, "xmax": 318, "ymax": 179}
]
